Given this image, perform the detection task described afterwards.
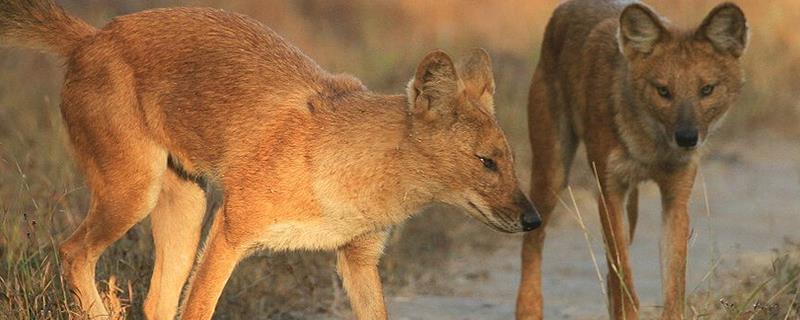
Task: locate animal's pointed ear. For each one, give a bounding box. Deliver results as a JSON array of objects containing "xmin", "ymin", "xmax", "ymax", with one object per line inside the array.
[
  {"xmin": 618, "ymin": 3, "xmax": 668, "ymax": 58},
  {"xmin": 459, "ymin": 48, "xmax": 496, "ymax": 114},
  {"xmin": 695, "ymin": 3, "xmax": 748, "ymax": 57},
  {"xmin": 407, "ymin": 50, "xmax": 461, "ymax": 120}
]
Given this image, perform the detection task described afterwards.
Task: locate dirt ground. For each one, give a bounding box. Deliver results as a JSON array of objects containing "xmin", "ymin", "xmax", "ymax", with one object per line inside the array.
[{"xmin": 386, "ymin": 131, "xmax": 800, "ymax": 319}]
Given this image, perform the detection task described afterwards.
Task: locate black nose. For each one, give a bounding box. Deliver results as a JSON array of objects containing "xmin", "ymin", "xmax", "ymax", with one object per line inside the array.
[
  {"xmin": 674, "ymin": 128, "xmax": 699, "ymax": 148},
  {"xmin": 513, "ymin": 190, "xmax": 542, "ymax": 231},
  {"xmin": 521, "ymin": 209, "xmax": 542, "ymax": 231},
  {"xmin": 519, "ymin": 198, "xmax": 542, "ymax": 231}
]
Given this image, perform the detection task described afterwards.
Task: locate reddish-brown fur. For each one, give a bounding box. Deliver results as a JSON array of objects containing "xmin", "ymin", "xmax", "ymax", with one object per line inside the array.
[
  {"xmin": 516, "ymin": 1, "xmax": 748, "ymax": 319},
  {"xmin": 0, "ymin": 1, "xmax": 541, "ymax": 319}
]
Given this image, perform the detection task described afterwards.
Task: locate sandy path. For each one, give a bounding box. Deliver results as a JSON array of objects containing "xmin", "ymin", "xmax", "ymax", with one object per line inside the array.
[{"xmin": 387, "ymin": 133, "xmax": 800, "ymax": 319}]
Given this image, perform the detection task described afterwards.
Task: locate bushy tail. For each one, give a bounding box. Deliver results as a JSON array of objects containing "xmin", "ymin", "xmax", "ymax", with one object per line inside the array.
[{"xmin": 0, "ymin": 0, "xmax": 96, "ymax": 55}]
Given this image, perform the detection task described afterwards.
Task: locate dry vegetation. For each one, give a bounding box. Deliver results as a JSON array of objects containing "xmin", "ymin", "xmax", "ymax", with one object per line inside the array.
[
  {"xmin": 687, "ymin": 241, "xmax": 800, "ymax": 319},
  {"xmin": 1, "ymin": 1, "xmax": 798, "ymax": 319}
]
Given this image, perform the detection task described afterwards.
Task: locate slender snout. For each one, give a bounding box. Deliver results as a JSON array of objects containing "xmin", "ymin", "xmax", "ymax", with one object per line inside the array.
[
  {"xmin": 514, "ymin": 190, "xmax": 542, "ymax": 231},
  {"xmin": 674, "ymin": 127, "xmax": 699, "ymax": 148},
  {"xmin": 674, "ymin": 105, "xmax": 700, "ymax": 149}
]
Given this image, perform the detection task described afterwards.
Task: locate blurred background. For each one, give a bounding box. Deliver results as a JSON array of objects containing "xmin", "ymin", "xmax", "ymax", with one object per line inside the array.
[{"xmin": 1, "ymin": 1, "xmax": 798, "ymax": 319}]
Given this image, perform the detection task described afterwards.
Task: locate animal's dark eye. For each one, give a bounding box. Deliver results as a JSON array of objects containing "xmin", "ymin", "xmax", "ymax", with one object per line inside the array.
[
  {"xmin": 477, "ymin": 156, "xmax": 497, "ymax": 172},
  {"xmin": 656, "ymin": 86, "xmax": 671, "ymax": 99},
  {"xmin": 700, "ymin": 84, "xmax": 715, "ymax": 97}
]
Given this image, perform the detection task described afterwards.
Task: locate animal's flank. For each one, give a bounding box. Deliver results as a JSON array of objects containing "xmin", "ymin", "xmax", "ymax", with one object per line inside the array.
[{"xmin": 0, "ymin": 0, "xmax": 96, "ymax": 55}]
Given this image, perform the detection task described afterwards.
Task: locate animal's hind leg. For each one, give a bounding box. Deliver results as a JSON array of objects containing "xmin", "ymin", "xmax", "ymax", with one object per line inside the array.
[
  {"xmin": 516, "ymin": 67, "xmax": 578, "ymax": 320},
  {"xmin": 57, "ymin": 70, "xmax": 166, "ymax": 318},
  {"xmin": 58, "ymin": 140, "xmax": 166, "ymax": 318},
  {"xmin": 626, "ymin": 187, "xmax": 639, "ymax": 244},
  {"xmin": 144, "ymin": 170, "xmax": 206, "ymax": 320}
]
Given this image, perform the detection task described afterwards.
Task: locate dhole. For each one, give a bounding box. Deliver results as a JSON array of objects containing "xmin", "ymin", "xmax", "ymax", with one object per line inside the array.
[
  {"xmin": 516, "ymin": 1, "xmax": 748, "ymax": 319},
  {"xmin": 0, "ymin": 1, "xmax": 541, "ymax": 319}
]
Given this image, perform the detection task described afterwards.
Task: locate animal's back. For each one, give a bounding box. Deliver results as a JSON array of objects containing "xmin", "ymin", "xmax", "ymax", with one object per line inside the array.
[
  {"xmin": 541, "ymin": 0, "xmax": 632, "ymax": 73},
  {"xmin": 537, "ymin": 0, "xmax": 633, "ymax": 137},
  {"xmin": 64, "ymin": 8, "xmax": 338, "ymax": 174},
  {"xmin": 107, "ymin": 7, "xmax": 325, "ymax": 94}
]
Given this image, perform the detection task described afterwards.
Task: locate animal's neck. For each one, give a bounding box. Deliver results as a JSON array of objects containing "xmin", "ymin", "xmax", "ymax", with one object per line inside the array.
[{"xmin": 317, "ymin": 92, "xmax": 438, "ymax": 222}]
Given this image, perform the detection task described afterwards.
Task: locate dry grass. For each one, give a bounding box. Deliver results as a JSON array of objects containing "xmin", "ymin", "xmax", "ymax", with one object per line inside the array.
[
  {"xmin": 562, "ymin": 168, "xmax": 800, "ymax": 320},
  {"xmin": 687, "ymin": 241, "xmax": 800, "ymax": 320},
  {"xmin": 1, "ymin": 0, "xmax": 798, "ymax": 319}
]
